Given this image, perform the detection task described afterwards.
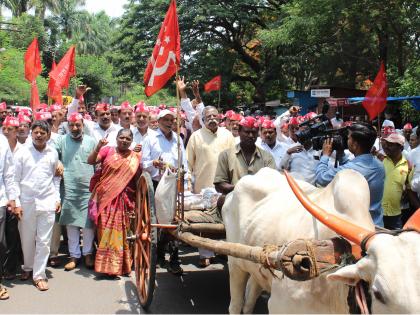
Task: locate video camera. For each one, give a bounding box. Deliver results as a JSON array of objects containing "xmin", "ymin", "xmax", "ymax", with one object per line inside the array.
[{"xmin": 295, "ymin": 102, "xmax": 348, "ymax": 151}]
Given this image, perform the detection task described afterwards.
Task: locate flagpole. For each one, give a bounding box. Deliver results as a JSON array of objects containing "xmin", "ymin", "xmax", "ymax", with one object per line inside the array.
[{"xmin": 218, "ymin": 88, "xmax": 221, "ymax": 111}]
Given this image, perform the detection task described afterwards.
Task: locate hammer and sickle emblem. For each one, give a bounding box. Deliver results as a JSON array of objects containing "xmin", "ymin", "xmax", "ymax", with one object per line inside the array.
[{"xmin": 148, "ymin": 49, "xmax": 177, "ymax": 87}]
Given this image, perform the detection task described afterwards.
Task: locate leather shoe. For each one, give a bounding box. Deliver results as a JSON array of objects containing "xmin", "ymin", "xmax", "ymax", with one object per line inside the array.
[
  {"xmin": 84, "ymin": 254, "xmax": 94, "ymax": 269},
  {"xmin": 64, "ymin": 258, "xmax": 79, "ymax": 271},
  {"xmin": 49, "ymin": 256, "xmax": 61, "ymax": 268}
]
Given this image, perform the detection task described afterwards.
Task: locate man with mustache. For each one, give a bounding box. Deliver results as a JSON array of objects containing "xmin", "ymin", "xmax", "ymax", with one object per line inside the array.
[
  {"xmin": 185, "ymin": 106, "xmax": 235, "ymax": 267},
  {"xmin": 54, "ymin": 113, "xmax": 97, "ymax": 271},
  {"xmin": 66, "ymin": 86, "xmax": 120, "ymax": 146},
  {"xmin": 13, "ymin": 120, "xmax": 61, "ymax": 291},
  {"xmin": 214, "ymin": 116, "xmax": 276, "ymax": 195},
  {"xmin": 118, "ymin": 102, "xmax": 135, "ymax": 131},
  {"xmin": 142, "ymin": 109, "xmax": 188, "ymax": 275}
]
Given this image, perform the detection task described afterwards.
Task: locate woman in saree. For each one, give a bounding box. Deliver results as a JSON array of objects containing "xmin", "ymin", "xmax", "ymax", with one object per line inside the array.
[{"xmin": 87, "ymin": 128, "xmax": 142, "ymax": 276}]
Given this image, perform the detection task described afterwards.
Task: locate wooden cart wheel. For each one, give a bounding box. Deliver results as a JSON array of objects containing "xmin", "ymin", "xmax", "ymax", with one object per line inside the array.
[{"xmin": 134, "ymin": 172, "xmax": 157, "ymax": 309}]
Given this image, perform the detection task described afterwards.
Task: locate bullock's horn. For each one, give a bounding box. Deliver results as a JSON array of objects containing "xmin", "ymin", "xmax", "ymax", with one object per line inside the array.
[
  {"xmin": 403, "ymin": 208, "xmax": 420, "ymax": 231},
  {"xmin": 284, "ymin": 171, "xmax": 372, "ymax": 246}
]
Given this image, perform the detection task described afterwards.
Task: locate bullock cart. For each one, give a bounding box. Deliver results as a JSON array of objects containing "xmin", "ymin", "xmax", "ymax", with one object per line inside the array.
[{"xmin": 126, "ymin": 170, "xmax": 364, "ymax": 309}]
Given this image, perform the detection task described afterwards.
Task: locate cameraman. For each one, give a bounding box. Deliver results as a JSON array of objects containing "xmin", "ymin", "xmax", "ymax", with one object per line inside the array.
[{"xmin": 315, "ymin": 122, "xmax": 385, "ymax": 226}]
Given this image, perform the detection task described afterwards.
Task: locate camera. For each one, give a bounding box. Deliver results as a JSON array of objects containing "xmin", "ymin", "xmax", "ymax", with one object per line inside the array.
[{"xmin": 295, "ymin": 102, "xmax": 348, "ymax": 151}]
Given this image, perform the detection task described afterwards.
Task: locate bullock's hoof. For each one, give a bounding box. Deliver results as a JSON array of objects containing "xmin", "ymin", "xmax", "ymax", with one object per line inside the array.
[
  {"xmin": 198, "ymin": 258, "xmax": 211, "ymax": 268},
  {"xmin": 167, "ymin": 261, "xmax": 183, "ymax": 275}
]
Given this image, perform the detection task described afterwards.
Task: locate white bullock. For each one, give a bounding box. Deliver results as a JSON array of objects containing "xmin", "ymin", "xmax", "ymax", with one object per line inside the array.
[{"xmin": 222, "ymin": 167, "xmax": 420, "ymax": 313}]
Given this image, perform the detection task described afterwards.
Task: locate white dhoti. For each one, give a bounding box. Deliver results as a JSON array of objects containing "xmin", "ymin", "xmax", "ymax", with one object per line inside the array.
[
  {"xmin": 66, "ymin": 225, "xmax": 95, "ymax": 259},
  {"xmin": 19, "ymin": 203, "xmax": 55, "ymax": 281}
]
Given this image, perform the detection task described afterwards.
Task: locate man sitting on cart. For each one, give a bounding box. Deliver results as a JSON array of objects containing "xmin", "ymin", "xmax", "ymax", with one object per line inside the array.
[{"xmin": 214, "ymin": 116, "xmax": 276, "ymax": 197}]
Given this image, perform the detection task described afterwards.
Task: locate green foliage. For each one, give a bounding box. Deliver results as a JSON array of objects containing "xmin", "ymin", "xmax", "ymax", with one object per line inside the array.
[
  {"xmin": 120, "ymin": 84, "xmax": 177, "ymax": 107},
  {"xmin": 0, "ymin": 47, "xmax": 48, "ymax": 104},
  {"xmin": 73, "ymin": 54, "xmax": 118, "ymax": 103}
]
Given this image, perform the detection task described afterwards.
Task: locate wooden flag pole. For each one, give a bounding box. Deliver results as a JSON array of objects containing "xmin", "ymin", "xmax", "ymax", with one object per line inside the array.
[{"xmin": 218, "ymin": 87, "xmax": 221, "ymax": 111}]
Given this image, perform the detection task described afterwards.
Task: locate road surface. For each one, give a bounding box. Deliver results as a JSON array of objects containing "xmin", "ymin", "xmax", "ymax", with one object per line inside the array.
[{"xmin": 1, "ymin": 245, "xmax": 268, "ymax": 314}]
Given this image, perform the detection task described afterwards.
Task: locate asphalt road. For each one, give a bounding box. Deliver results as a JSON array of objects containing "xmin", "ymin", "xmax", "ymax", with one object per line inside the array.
[{"xmin": 1, "ymin": 245, "xmax": 268, "ymax": 314}]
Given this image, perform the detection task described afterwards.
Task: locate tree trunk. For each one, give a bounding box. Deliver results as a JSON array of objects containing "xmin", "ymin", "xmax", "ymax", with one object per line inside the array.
[{"xmin": 396, "ymin": 34, "xmax": 404, "ymax": 77}]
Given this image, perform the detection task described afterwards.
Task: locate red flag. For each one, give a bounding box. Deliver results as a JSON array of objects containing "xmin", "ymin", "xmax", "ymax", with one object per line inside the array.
[
  {"xmin": 30, "ymin": 81, "xmax": 40, "ymax": 109},
  {"xmin": 24, "ymin": 38, "xmax": 42, "ymax": 82},
  {"xmin": 49, "ymin": 46, "xmax": 76, "ymax": 90},
  {"xmin": 47, "ymin": 61, "xmax": 63, "ymax": 104},
  {"xmin": 362, "ymin": 62, "xmax": 388, "ymax": 120},
  {"xmin": 144, "ymin": 0, "xmax": 180, "ymax": 97},
  {"xmin": 204, "ymin": 75, "xmax": 222, "ymax": 93}
]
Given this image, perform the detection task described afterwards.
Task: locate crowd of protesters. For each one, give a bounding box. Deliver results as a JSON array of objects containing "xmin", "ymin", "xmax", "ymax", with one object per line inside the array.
[{"xmin": 0, "ymin": 78, "xmax": 418, "ymax": 300}]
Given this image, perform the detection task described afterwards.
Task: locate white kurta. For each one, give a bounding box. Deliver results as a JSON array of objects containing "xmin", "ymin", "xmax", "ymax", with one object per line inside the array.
[
  {"xmin": 186, "ymin": 126, "xmax": 235, "ymax": 193},
  {"xmin": 14, "ymin": 143, "xmax": 61, "ymax": 281}
]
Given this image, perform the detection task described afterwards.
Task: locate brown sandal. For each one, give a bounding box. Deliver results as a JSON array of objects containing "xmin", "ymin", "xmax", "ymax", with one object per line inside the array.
[
  {"xmin": 0, "ymin": 287, "xmax": 9, "ymax": 300},
  {"xmin": 20, "ymin": 271, "xmax": 32, "ymax": 281},
  {"xmin": 33, "ymin": 279, "xmax": 49, "ymax": 291}
]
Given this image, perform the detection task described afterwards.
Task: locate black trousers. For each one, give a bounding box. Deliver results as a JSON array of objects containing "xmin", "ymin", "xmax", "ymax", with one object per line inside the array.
[
  {"xmin": 383, "ymin": 214, "xmax": 402, "ymax": 230},
  {"xmin": 4, "ymin": 210, "xmax": 21, "ymax": 275},
  {"xmin": 0, "ymin": 207, "xmax": 6, "ymax": 283}
]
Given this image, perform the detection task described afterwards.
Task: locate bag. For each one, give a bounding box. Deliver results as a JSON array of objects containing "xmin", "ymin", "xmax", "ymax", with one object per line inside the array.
[
  {"xmin": 155, "ymin": 168, "xmax": 177, "ymax": 224},
  {"xmin": 89, "ymin": 167, "xmax": 102, "ymax": 193}
]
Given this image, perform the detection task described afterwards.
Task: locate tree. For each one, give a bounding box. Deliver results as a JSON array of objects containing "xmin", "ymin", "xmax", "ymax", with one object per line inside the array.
[
  {"xmin": 2, "ymin": 0, "xmax": 31, "ymax": 17},
  {"xmin": 72, "ymin": 54, "xmax": 118, "ymax": 103},
  {"xmin": 33, "ymin": 0, "xmax": 59, "ymax": 21},
  {"xmin": 0, "ymin": 47, "xmax": 48, "ymax": 104},
  {"xmin": 112, "ymin": 0, "xmax": 281, "ymax": 104}
]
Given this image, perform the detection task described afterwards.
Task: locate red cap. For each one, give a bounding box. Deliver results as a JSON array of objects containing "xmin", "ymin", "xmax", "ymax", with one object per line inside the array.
[
  {"xmin": 84, "ymin": 113, "xmax": 92, "ymax": 121},
  {"xmin": 37, "ymin": 103, "xmax": 48, "ymax": 111},
  {"xmin": 95, "ymin": 103, "xmax": 110, "ymax": 111},
  {"xmin": 225, "ymin": 110, "xmax": 236, "ymax": 119},
  {"xmin": 382, "ymin": 126, "xmax": 395, "ymax": 137},
  {"xmin": 261, "ymin": 120, "xmax": 275, "ymax": 129},
  {"xmin": 343, "ymin": 121, "xmax": 353, "ymax": 127},
  {"xmin": 403, "ymin": 123, "xmax": 413, "ymax": 130},
  {"xmin": 0, "ymin": 102, "xmax": 6, "ymax": 110},
  {"xmin": 304, "ymin": 112, "xmax": 317, "ymax": 120},
  {"xmin": 18, "ymin": 114, "xmax": 31, "ymax": 124},
  {"xmin": 289, "ymin": 117, "xmax": 301, "ymax": 126},
  {"xmin": 68, "ymin": 112, "xmax": 83, "ymax": 122},
  {"xmin": 49, "ymin": 104, "xmax": 62, "ymax": 112},
  {"xmin": 230, "ymin": 113, "xmax": 243, "ymax": 121},
  {"xmin": 239, "ymin": 116, "xmax": 258, "ymax": 128},
  {"xmin": 120, "ymin": 101, "xmax": 132, "ymax": 111},
  {"xmin": 135, "ymin": 103, "xmax": 150, "ymax": 113},
  {"xmin": 34, "ymin": 111, "xmax": 52, "ymax": 121},
  {"xmin": 158, "ymin": 104, "xmax": 167, "ymax": 110},
  {"xmin": 3, "ymin": 116, "xmax": 19, "ymax": 127},
  {"xmin": 20, "ymin": 108, "xmax": 31, "ymax": 116}
]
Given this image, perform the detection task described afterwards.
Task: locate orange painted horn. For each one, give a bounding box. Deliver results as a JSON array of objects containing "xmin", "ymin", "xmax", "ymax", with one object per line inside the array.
[
  {"xmin": 284, "ymin": 171, "xmax": 372, "ymax": 246},
  {"xmin": 403, "ymin": 208, "xmax": 420, "ymax": 231}
]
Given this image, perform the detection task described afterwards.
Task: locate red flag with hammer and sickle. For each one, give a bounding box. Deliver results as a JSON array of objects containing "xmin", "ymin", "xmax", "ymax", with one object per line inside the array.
[
  {"xmin": 144, "ymin": 0, "xmax": 180, "ymax": 97},
  {"xmin": 362, "ymin": 62, "xmax": 388, "ymax": 120},
  {"xmin": 204, "ymin": 75, "xmax": 222, "ymax": 93}
]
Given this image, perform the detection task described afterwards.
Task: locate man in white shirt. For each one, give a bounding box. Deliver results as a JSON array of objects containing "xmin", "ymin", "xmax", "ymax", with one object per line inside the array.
[
  {"xmin": 259, "ymin": 120, "xmax": 288, "ymax": 170},
  {"xmin": 142, "ymin": 109, "xmax": 188, "ymax": 275},
  {"xmin": 13, "ymin": 120, "xmax": 61, "ymax": 291},
  {"xmin": 331, "ymin": 112, "xmax": 344, "ymax": 129},
  {"xmin": 132, "ymin": 103, "xmax": 156, "ymax": 146},
  {"xmin": 17, "ymin": 114, "xmax": 31, "ymax": 144},
  {"xmin": 0, "ymin": 133, "xmax": 18, "ymax": 300},
  {"xmin": 1, "ymin": 116, "xmax": 23, "ymax": 280},
  {"xmin": 280, "ymin": 126, "xmax": 320, "ymax": 185},
  {"xmin": 185, "ymin": 106, "xmax": 235, "ymax": 267},
  {"xmin": 409, "ymin": 128, "xmax": 420, "ymax": 199},
  {"xmin": 118, "ymin": 101, "xmax": 134, "ymax": 130},
  {"xmin": 90, "ymin": 104, "xmax": 121, "ymax": 146},
  {"xmin": 177, "ymin": 77, "xmax": 205, "ymax": 132}
]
